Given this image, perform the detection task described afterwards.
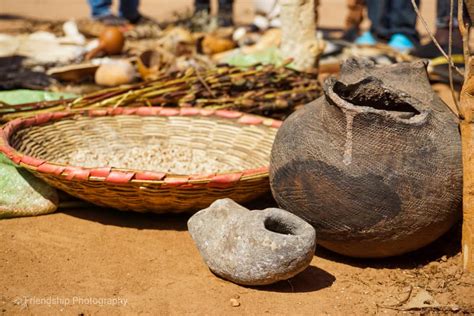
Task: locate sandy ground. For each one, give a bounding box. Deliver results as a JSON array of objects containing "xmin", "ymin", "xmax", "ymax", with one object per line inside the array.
[
  {"xmin": 0, "ymin": 198, "xmax": 473, "ymax": 315},
  {"xmin": 1, "ymin": 0, "xmax": 473, "ymax": 315}
]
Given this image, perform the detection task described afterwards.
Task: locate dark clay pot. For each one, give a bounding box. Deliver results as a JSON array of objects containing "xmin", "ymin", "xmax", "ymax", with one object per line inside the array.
[{"xmin": 269, "ymin": 58, "xmax": 462, "ymax": 258}]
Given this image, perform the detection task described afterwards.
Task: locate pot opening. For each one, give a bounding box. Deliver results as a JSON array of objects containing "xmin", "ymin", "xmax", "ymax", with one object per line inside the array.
[
  {"xmin": 264, "ymin": 216, "xmax": 296, "ymax": 235},
  {"xmin": 333, "ymin": 78, "xmax": 421, "ymax": 116}
]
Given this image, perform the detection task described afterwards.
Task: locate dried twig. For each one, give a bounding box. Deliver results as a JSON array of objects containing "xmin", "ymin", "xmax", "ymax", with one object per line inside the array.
[
  {"xmin": 410, "ymin": 0, "xmax": 464, "ymax": 76},
  {"xmin": 0, "ymin": 65, "xmax": 322, "ymax": 122},
  {"xmin": 286, "ymin": 279, "xmax": 295, "ymax": 292},
  {"xmin": 448, "ymin": 0, "xmax": 462, "ymax": 117},
  {"xmin": 376, "ymin": 285, "xmax": 413, "ymax": 309},
  {"xmin": 194, "ymin": 67, "xmax": 216, "ymax": 98},
  {"xmin": 458, "ymin": 0, "xmax": 470, "ymax": 82},
  {"xmin": 377, "ymin": 305, "xmax": 465, "ymax": 312}
]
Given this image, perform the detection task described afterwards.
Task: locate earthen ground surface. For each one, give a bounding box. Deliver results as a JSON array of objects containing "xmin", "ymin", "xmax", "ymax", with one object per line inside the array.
[{"xmin": 1, "ymin": 1, "xmax": 473, "ymax": 315}]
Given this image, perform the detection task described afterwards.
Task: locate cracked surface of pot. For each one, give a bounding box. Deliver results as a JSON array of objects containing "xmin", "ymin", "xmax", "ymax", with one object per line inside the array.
[
  {"xmin": 270, "ymin": 58, "xmax": 462, "ymax": 258},
  {"xmin": 187, "ymin": 198, "xmax": 316, "ymax": 286}
]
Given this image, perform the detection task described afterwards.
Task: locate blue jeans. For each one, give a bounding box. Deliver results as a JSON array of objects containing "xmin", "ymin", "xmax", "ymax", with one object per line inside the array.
[
  {"xmin": 88, "ymin": 0, "xmax": 140, "ymax": 21},
  {"xmin": 366, "ymin": 0, "xmax": 420, "ymax": 44}
]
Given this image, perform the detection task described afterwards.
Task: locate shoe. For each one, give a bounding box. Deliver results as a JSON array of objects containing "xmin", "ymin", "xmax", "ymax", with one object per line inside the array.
[
  {"xmin": 355, "ymin": 31, "xmax": 377, "ymax": 45},
  {"xmin": 321, "ymin": 41, "xmax": 344, "ymax": 58},
  {"xmin": 430, "ymin": 60, "xmax": 465, "ymax": 86},
  {"xmin": 411, "ymin": 41, "xmax": 463, "ymax": 59},
  {"xmin": 217, "ymin": 14, "xmax": 233, "ymax": 27},
  {"xmin": 128, "ymin": 14, "xmax": 158, "ymax": 25},
  {"xmin": 341, "ymin": 27, "xmax": 360, "ymax": 42},
  {"xmin": 94, "ymin": 14, "xmax": 127, "ymax": 26},
  {"xmin": 388, "ymin": 33, "xmax": 414, "ymax": 52}
]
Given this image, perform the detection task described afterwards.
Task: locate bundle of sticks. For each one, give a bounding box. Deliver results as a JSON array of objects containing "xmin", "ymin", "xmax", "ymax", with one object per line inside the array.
[{"xmin": 1, "ymin": 63, "xmax": 321, "ymax": 122}]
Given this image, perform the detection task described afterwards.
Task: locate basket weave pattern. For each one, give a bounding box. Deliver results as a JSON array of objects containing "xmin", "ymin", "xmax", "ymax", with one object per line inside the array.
[{"xmin": 0, "ymin": 107, "xmax": 280, "ymax": 213}]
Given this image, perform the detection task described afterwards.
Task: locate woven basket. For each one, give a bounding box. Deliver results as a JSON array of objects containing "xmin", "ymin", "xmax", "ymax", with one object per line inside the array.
[{"xmin": 0, "ymin": 107, "xmax": 281, "ymax": 213}]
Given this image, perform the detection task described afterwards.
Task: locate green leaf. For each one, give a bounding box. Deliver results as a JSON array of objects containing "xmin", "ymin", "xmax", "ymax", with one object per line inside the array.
[{"xmin": 0, "ymin": 89, "xmax": 77, "ymax": 106}]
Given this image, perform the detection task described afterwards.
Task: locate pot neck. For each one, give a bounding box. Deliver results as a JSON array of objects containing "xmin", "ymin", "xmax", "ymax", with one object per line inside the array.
[{"xmin": 323, "ymin": 77, "xmax": 430, "ymax": 125}]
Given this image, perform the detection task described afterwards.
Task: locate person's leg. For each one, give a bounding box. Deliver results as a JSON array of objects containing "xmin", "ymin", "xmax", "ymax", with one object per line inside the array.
[
  {"xmin": 119, "ymin": 0, "xmax": 140, "ymax": 22},
  {"xmin": 367, "ymin": 0, "xmax": 391, "ymax": 39},
  {"xmin": 195, "ymin": 0, "xmax": 211, "ymax": 13},
  {"xmin": 218, "ymin": 0, "xmax": 233, "ymax": 13},
  {"xmin": 436, "ymin": 0, "xmax": 458, "ymax": 29},
  {"xmin": 87, "ymin": 0, "xmax": 113, "ymax": 18},
  {"xmin": 433, "ymin": 0, "xmax": 462, "ymax": 45},
  {"xmin": 386, "ymin": 0, "xmax": 419, "ymax": 47},
  {"xmin": 217, "ymin": 0, "xmax": 234, "ymax": 26},
  {"xmin": 88, "ymin": 0, "xmax": 128, "ymax": 25},
  {"xmin": 355, "ymin": 0, "xmax": 387, "ymax": 45}
]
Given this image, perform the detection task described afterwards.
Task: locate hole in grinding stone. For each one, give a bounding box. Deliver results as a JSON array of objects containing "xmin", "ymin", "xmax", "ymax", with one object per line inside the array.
[
  {"xmin": 333, "ymin": 78, "xmax": 420, "ymax": 116},
  {"xmin": 264, "ymin": 216, "xmax": 296, "ymax": 235}
]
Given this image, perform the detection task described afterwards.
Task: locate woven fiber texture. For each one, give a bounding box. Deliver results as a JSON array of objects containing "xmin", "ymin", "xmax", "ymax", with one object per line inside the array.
[
  {"xmin": 0, "ymin": 153, "xmax": 58, "ymax": 218},
  {"xmin": 0, "ymin": 107, "xmax": 280, "ymax": 213},
  {"xmin": 270, "ymin": 58, "xmax": 462, "ymax": 258}
]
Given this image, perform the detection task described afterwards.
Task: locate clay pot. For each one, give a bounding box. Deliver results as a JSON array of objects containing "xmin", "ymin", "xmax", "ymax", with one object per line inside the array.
[{"xmin": 269, "ymin": 58, "xmax": 462, "ymax": 258}]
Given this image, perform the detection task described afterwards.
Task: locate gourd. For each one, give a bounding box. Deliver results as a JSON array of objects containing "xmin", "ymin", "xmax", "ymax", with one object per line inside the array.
[{"xmin": 86, "ymin": 27, "xmax": 125, "ymax": 60}]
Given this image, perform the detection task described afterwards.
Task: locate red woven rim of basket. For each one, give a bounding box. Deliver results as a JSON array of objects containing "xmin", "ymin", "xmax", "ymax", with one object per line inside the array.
[{"xmin": 0, "ymin": 107, "xmax": 282, "ymax": 188}]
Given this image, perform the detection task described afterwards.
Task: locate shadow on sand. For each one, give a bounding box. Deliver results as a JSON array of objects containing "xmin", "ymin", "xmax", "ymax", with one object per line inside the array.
[
  {"xmin": 315, "ymin": 222, "xmax": 462, "ymax": 269},
  {"xmin": 254, "ymin": 265, "xmax": 336, "ymax": 293},
  {"xmin": 210, "ymin": 265, "xmax": 335, "ymax": 293},
  {"xmin": 59, "ymin": 191, "xmax": 279, "ymax": 231},
  {"xmin": 61, "ymin": 206, "xmax": 190, "ymax": 231}
]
